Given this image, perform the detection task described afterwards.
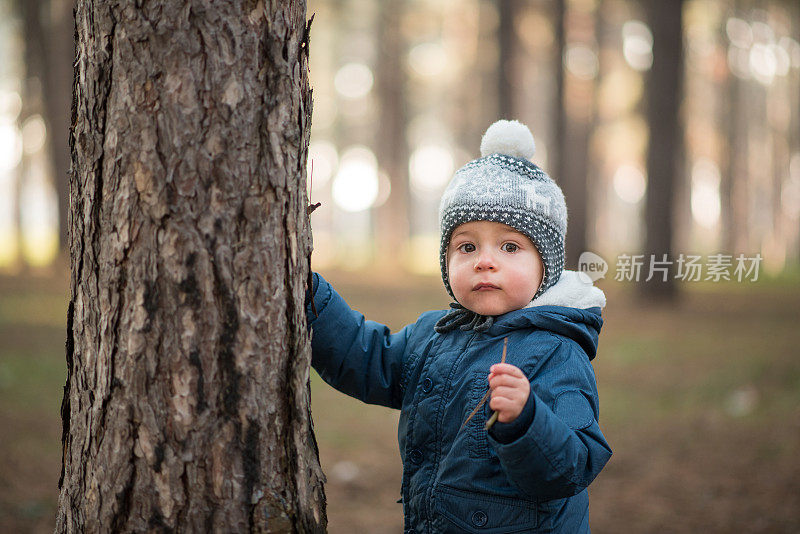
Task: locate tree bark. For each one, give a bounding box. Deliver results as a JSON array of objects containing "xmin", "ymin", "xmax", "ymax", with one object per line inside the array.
[
  {"xmin": 57, "ymin": 1, "xmax": 325, "ymax": 532},
  {"xmin": 641, "ymin": 0, "xmax": 683, "ymax": 301}
]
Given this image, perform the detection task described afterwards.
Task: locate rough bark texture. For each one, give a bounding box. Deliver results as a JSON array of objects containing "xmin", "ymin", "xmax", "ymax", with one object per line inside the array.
[{"xmin": 57, "ymin": 1, "xmax": 325, "ymax": 532}]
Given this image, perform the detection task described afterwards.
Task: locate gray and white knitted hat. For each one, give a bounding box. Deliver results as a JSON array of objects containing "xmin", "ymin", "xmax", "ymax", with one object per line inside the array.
[{"xmin": 439, "ymin": 120, "xmax": 567, "ymax": 302}]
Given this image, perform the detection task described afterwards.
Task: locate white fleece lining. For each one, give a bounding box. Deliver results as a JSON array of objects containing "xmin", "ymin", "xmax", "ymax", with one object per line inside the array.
[{"xmin": 525, "ymin": 270, "xmax": 606, "ymax": 310}]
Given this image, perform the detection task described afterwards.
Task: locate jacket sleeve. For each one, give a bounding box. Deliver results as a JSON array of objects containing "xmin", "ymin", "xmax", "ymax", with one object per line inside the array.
[
  {"xmin": 487, "ymin": 338, "xmax": 613, "ymax": 501},
  {"xmin": 306, "ymin": 273, "xmax": 412, "ymax": 409}
]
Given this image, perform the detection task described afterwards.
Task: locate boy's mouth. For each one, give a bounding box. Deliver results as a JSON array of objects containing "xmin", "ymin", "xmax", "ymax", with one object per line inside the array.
[{"xmin": 473, "ymin": 282, "xmax": 500, "ymax": 291}]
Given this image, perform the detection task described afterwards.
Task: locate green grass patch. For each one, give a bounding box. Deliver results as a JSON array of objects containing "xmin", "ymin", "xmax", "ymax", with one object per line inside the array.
[
  {"xmin": 0, "ymin": 332, "xmax": 66, "ymax": 415},
  {"xmin": 0, "ymin": 290, "xmax": 68, "ymax": 328}
]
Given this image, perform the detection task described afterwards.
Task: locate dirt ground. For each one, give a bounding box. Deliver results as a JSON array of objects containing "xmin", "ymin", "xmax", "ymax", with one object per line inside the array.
[{"xmin": 1, "ymin": 268, "xmax": 799, "ymax": 532}]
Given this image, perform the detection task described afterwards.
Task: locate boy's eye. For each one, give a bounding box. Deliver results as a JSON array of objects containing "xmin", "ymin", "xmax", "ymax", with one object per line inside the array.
[
  {"xmin": 502, "ymin": 242, "xmax": 519, "ymax": 253},
  {"xmin": 458, "ymin": 243, "xmax": 476, "ymax": 253}
]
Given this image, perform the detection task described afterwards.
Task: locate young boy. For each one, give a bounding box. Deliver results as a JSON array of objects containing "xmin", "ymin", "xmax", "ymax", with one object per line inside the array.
[{"xmin": 306, "ymin": 120, "xmax": 612, "ymax": 533}]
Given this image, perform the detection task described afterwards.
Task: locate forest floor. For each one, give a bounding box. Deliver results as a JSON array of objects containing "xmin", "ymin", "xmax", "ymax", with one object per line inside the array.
[{"xmin": 1, "ymin": 266, "xmax": 799, "ymax": 533}]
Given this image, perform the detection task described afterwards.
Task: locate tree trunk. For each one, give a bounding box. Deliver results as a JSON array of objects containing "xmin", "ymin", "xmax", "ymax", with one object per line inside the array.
[
  {"xmin": 641, "ymin": 0, "xmax": 683, "ymax": 301},
  {"xmin": 57, "ymin": 1, "xmax": 326, "ymax": 532},
  {"xmin": 793, "ymin": 0, "xmax": 800, "ymax": 263},
  {"xmin": 374, "ymin": 0, "xmax": 409, "ymax": 273},
  {"xmin": 553, "ymin": 0, "xmax": 566, "ymax": 181},
  {"xmin": 497, "ymin": 0, "xmax": 518, "ymax": 119},
  {"xmin": 721, "ymin": 0, "xmax": 749, "ymax": 257},
  {"xmin": 720, "ymin": 10, "xmax": 742, "ymax": 256},
  {"xmin": 553, "ymin": 0, "xmax": 594, "ymax": 268},
  {"xmin": 18, "ymin": 0, "xmax": 75, "ymax": 253}
]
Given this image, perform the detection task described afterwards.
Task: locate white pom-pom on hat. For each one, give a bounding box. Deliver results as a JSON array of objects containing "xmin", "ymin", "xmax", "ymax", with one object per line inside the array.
[{"xmin": 479, "ymin": 119, "xmax": 536, "ymax": 160}]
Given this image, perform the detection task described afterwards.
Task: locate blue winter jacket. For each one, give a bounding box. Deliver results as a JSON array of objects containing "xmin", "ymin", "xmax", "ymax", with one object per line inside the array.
[{"xmin": 307, "ymin": 272, "xmax": 612, "ymax": 533}]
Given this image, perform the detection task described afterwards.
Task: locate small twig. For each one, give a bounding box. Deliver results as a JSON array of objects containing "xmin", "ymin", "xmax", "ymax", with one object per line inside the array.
[
  {"xmin": 306, "ymin": 160, "xmax": 322, "ymax": 216},
  {"xmin": 460, "ymin": 337, "xmax": 508, "ymax": 431},
  {"xmin": 485, "ymin": 338, "xmax": 508, "ymax": 430},
  {"xmin": 306, "ymin": 159, "xmax": 320, "ymax": 317},
  {"xmin": 300, "ymin": 13, "xmax": 315, "ymax": 57},
  {"xmin": 460, "ymin": 390, "xmax": 491, "ymax": 431}
]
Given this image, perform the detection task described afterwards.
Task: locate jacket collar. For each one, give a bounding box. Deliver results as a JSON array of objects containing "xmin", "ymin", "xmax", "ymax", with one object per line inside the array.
[
  {"xmin": 483, "ymin": 271, "xmax": 606, "ymax": 360},
  {"xmin": 526, "ymin": 270, "xmax": 606, "ymax": 310}
]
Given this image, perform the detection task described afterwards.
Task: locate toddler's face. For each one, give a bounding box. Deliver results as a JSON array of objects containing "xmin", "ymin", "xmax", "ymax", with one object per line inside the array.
[{"xmin": 447, "ymin": 221, "xmax": 544, "ymax": 316}]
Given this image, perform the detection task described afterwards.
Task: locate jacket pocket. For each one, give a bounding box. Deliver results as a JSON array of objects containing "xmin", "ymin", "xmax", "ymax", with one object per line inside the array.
[
  {"xmin": 399, "ymin": 351, "xmax": 420, "ymax": 396},
  {"xmin": 435, "ymin": 484, "xmax": 538, "ymax": 533},
  {"xmin": 467, "ymin": 371, "xmax": 491, "ymax": 459},
  {"xmin": 553, "ymin": 390, "xmax": 594, "ymax": 431}
]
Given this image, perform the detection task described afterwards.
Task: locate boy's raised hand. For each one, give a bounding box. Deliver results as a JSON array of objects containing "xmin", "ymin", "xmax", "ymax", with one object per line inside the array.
[{"xmin": 488, "ymin": 363, "xmax": 530, "ymax": 423}]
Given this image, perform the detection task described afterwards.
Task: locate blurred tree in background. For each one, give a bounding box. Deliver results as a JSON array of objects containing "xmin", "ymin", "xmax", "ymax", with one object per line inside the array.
[
  {"xmin": 642, "ymin": 0, "xmax": 683, "ymax": 301},
  {"xmin": 553, "ymin": 0, "xmax": 599, "ymax": 268},
  {"xmin": 14, "ymin": 0, "xmax": 72, "ymax": 251},
  {"xmin": 1, "ymin": 0, "xmax": 798, "ymax": 283}
]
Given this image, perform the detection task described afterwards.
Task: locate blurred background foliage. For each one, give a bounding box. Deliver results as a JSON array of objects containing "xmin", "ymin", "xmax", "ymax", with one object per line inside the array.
[
  {"xmin": 1, "ymin": 0, "xmax": 799, "ymax": 532},
  {"xmin": 0, "ymin": 0, "xmax": 798, "ymax": 281}
]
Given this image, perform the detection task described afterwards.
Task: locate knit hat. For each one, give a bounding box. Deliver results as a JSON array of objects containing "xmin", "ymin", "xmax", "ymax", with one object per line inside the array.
[{"xmin": 439, "ymin": 119, "xmax": 567, "ymax": 303}]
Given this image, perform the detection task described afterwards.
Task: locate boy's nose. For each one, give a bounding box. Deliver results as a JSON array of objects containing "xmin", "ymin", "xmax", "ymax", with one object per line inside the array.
[{"xmin": 474, "ymin": 251, "xmax": 496, "ymax": 271}]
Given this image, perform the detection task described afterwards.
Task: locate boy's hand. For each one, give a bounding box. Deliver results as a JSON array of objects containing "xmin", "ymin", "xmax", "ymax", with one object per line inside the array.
[{"xmin": 488, "ymin": 363, "xmax": 530, "ymax": 424}]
